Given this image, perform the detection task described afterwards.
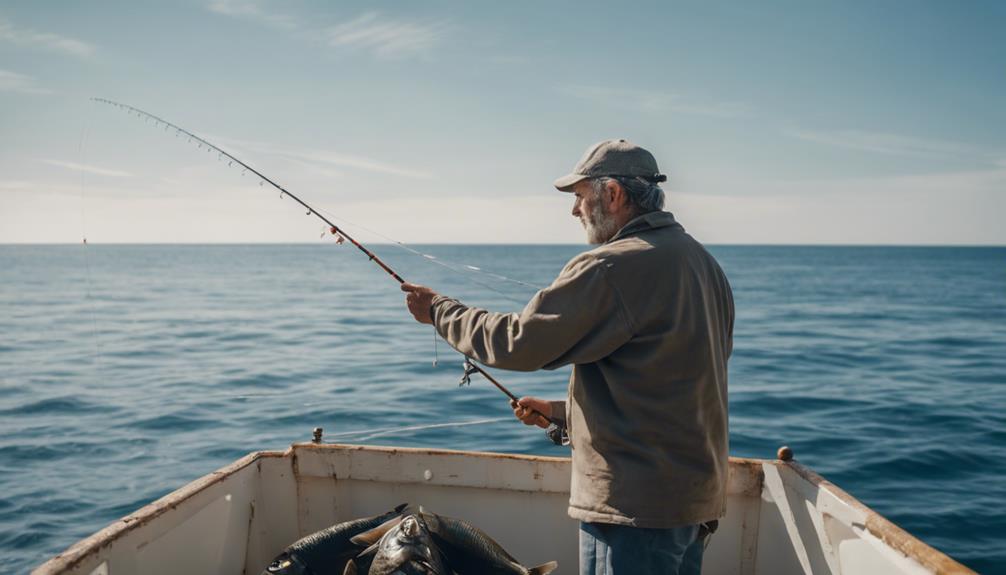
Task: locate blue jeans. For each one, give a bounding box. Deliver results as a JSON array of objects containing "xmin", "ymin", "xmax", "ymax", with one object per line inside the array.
[{"xmin": 579, "ymin": 522, "xmax": 706, "ymax": 575}]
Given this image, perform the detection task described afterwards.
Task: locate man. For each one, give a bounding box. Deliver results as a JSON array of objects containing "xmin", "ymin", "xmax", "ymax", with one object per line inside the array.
[{"xmin": 402, "ymin": 139, "xmax": 734, "ymax": 575}]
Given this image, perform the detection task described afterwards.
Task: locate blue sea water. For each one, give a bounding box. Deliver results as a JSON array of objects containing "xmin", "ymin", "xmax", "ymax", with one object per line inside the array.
[{"xmin": 0, "ymin": 244, "xmax": 1003, "ymax": 572}]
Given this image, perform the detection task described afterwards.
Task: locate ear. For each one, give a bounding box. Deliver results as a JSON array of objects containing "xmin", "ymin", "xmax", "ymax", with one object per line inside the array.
[{"xmin": 604, "ymin": 179, "xmax": 628, "ymax": 212}]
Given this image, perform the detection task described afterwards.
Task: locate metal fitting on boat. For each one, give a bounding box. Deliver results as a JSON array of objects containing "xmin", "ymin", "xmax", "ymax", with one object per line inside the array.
[
  {"xmin": 777, "ymin": 445, "xmax": 794, "ymax": 461},
  {"xmin": 312, "ymin": 427, "xmax": 323, "ymax": 443}
]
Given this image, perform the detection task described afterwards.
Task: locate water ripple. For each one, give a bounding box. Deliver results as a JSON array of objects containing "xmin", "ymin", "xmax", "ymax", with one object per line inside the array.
[
  {"xmin": 1, "ymin": 245, "xmax": 1003, "ymax": 573},
  {"xmin": 0, "ymin": 396, "xmax": 115, "ymax": 417}
]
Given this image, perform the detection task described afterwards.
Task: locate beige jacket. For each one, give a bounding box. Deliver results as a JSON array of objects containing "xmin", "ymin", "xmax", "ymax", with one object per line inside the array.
[{"xmin": 431, "ymin": 211, "xmax": 734, "ymax": 527}]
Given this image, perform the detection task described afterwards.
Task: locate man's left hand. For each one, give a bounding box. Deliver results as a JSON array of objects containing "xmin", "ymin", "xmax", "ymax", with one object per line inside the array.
[{"xmin": 401, "ymin": 282, "xmax": 438, "ymax": 325}]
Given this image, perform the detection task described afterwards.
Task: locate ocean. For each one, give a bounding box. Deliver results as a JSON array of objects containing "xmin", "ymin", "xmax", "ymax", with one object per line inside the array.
[{"xmin": 1, "ymin": 244, "xmax": 1003, "ymax": 572}]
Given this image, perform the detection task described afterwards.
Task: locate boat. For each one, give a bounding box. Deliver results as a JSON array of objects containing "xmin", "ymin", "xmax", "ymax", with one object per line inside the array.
[{"xmin": 33, "ymin": 436, "xmax": 973, "ymax": 574}]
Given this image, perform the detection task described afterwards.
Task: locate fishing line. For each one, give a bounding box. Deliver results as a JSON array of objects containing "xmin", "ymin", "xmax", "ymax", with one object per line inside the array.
[
  {"xmin": 313, "ymin": 206, "xmax": 540, "ymax": 305},
  {"xmin": 93, "ymin": 98, "xmax": 556, "ymax": 425},
  {"xmin": 323, "ymin": 417, "xmax": 512, "ymax": 442},
  {"xmin": 77, "ymin": 100, "xmax": 104, "ymax": 373}
]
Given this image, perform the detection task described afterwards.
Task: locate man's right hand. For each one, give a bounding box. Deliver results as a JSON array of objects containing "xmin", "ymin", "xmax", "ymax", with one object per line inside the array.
[{"xmin": 510, "ymin": 396, "xmax": 552, "ymax": 429}]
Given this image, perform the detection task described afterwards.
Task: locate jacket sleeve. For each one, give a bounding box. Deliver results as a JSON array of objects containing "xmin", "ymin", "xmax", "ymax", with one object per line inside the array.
[
  {"xmin": 549, "ymin": 400, "xmax": 567, "ymax": 428},
  {"xmin": 431, "ymin": 253, "xmax": 634, "ymax": 372}
]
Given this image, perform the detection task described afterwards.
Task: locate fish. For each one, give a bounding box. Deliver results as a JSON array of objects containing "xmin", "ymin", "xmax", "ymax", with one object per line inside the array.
[
  {"xmin": 351, "ymin": 513, "xmax": 451, "ymax": 575},
  {"xmin": 351, "ymin": 509, "xmax": 557, "ymax": 575},
  {"xmin": 262, "ymin": 503, "xmax": 408, "ymax": 575},
  {"xmin": 419, "ymin": 510, "xmax": 557, "ymax": 575},
  {"xmin": 339, "ymin": 553, "xmax": 373, "ymax": 575}
]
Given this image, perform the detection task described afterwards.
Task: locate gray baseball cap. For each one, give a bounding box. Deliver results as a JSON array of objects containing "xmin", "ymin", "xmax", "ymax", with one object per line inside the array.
[{"xmin": 553, "ymin": 139, "xmax": 667, "ymax": 192}]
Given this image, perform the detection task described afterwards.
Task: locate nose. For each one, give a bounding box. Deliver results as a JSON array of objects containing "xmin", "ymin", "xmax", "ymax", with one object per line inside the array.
[{"xmin": 571, "ymin": 197, "xmax": 581, "ymax": 218}]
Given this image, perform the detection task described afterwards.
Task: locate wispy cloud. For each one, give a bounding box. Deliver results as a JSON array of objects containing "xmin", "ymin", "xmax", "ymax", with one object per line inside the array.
[
  {"xmin": 672, "ymin": 164, "xmax": 1006, "ymax": 245},
  {"xmin": 0, "ymin": 180, "xmax": 39, "ymax": 192},
  {"xmin": 772, "ymin": 165, "xmax": 1006, "ymax": 197},
  {"xmin": 290, "ymin": 150, "xmax": 432, "ymax": 179},
  {"xmin": 0, "ymin": 179, "xmax": 84, "ymax": 198},
  {"xmin": 325, "ymin": 12, "xmax": 445, "ymax": 59},
  {"xmin": 213, "ymin": 136, "xmax": 432, "ymax": 179},
  {"xmin": 207, "ymin": 2, "xmax": 446, "ymax": 59},
  {"xmin": 0, "ymin": 69, "xmax": 51, "ymax": 94},
  {"xmin": 0, "ymin": 17, "xmax": 95, "ymax": 58},
  {"xmin": 559, "ymin": 84, "xmax": 750, "ymax": 118},
  {"xmin": 786, "ymin": 128, "xmax": 992, "ymax": 159},
  {"xmin": 206, "ymin": 0, "xmax": 298, "ymax": 30},
  {"xmin": 42, "ymin": 159, "xmax": 132, "ymax": 178}
]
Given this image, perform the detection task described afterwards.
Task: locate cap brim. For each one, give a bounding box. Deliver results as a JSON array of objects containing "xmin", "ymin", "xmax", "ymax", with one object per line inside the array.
[{"xmin": 553, "ymin": 173, "xmax": 589, "ymax": 192}]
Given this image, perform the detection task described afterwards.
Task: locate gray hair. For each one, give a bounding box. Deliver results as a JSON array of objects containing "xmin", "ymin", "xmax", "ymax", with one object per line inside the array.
[{"xmin": 591, "ymin": 176, "xmax": 665, "ymax": 215}]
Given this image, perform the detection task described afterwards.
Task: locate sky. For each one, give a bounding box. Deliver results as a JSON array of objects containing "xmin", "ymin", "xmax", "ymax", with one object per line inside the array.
[{"xmin": 1, "ymin": 0, "xmax": 1004, "ymax": 244}]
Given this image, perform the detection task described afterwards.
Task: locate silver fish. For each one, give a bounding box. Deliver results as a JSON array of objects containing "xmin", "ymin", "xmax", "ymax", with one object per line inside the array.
[
  {"xmin": 420, "ymin": 511, "xmax": 557, "ymax": 575},
  {"xmin": 262, "ymin": 503, "xmax": 408, "ymax": 575},
  {"xmin": 351, "ymin": 513, "xmax": 451, "ymax": 575},
  {"xmin": 339, "ymin": 554, "xmax": 372, "ymax": 575}
]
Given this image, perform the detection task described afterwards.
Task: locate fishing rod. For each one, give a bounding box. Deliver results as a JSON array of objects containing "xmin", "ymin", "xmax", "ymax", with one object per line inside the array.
[
  {"xmin": 458, "ymin": 358, "xmax": 560, "ymax": 430},
  {"xmin": 92, "ymin": 98, "xmax": 561, "ymax": 429},
  {"xmin": 93, "ymin": 98, "xmax": 403, "ymax": 282}
]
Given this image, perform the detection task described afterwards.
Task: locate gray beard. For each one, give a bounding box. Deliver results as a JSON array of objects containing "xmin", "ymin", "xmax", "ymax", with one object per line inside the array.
[{"xmin": 583, "ymin": 196, "xmax": 620, "ymax": 244}]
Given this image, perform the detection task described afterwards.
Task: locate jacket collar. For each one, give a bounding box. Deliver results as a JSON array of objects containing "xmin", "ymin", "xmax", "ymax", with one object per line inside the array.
[{"xmin": 608, "ymin": 211, "xmax": 681, "ymax": 242}]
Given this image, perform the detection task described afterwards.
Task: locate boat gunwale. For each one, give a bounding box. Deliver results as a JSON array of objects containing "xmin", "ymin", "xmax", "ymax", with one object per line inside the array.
[
  {"xmin": 32, "ymin": 449, "xmax": 285, "ymax": 575},
  {"xmin": 782, "ymin": 458, "xmax": 975, "ymax": 574},
  {"xmin": 287, "ymin": 443, "xmax": 763, "ymax": 499},
  {"xmin": 291, "ymin": 441, "xmax": 576, "ymax": 463}
]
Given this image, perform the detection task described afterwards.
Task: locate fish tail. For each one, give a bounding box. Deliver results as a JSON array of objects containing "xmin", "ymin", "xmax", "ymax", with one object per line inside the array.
[{"xmin": 527, "ymin": 561, "xmax": 558, "ymax": 575}]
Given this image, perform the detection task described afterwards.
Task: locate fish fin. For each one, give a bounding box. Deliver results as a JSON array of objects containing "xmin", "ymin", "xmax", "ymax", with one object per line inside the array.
[
  {"xmin": 527, "ymin": 561, "xmax": 558, "ymax": 575},
  {"xmin": 341, "ymin": 559, "xmax": 358, "ymax": 575},
  {"xmin": 394, "ymin": 502, "xmax": 409, "ymax": 513},
  {"xmin": 356, "ymin": 541, "xmax": 380, "ymax": 558},
  {"xmin": 350, "ymin": 515, "xmax": 403, "ymax": 546}
]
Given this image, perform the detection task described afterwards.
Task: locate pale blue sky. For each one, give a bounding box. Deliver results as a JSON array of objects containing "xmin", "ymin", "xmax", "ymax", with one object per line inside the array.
[{"xmin": 1, "ymin": 0, "xmax": 1004, "ymax": 244}]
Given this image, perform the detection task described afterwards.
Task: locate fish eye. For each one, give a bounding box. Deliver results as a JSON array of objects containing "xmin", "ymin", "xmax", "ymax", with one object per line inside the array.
[
  {"xmin": 266, "ymin": 558, "xmax": 292, "ymax": 572},
  {"xmin": 266, "ymin": 553, "xmax": 306, "ymax": 574}
]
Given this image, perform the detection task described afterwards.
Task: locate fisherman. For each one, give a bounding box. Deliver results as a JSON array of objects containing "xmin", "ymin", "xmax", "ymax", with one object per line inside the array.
[{"xmin": 402, "ymin": 139, "xmax": 734, "ymax": 575}]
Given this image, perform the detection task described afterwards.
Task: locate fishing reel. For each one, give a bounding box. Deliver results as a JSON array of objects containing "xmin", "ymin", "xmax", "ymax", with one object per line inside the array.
[{"xmin": 458, "ymin": 357, "xmax": 478, "ymax": 387}]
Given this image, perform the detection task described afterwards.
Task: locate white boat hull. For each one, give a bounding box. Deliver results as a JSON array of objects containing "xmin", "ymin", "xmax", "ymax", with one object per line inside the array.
[{"xmin": 34, "ymin": 443, "xmax": 972, "ymax": 574}]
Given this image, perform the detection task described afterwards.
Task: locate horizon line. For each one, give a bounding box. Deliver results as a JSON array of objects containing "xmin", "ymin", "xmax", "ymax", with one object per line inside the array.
[{"xmin": 2, "ymin": 242, "xmax": 1004, "ymax": 248}]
